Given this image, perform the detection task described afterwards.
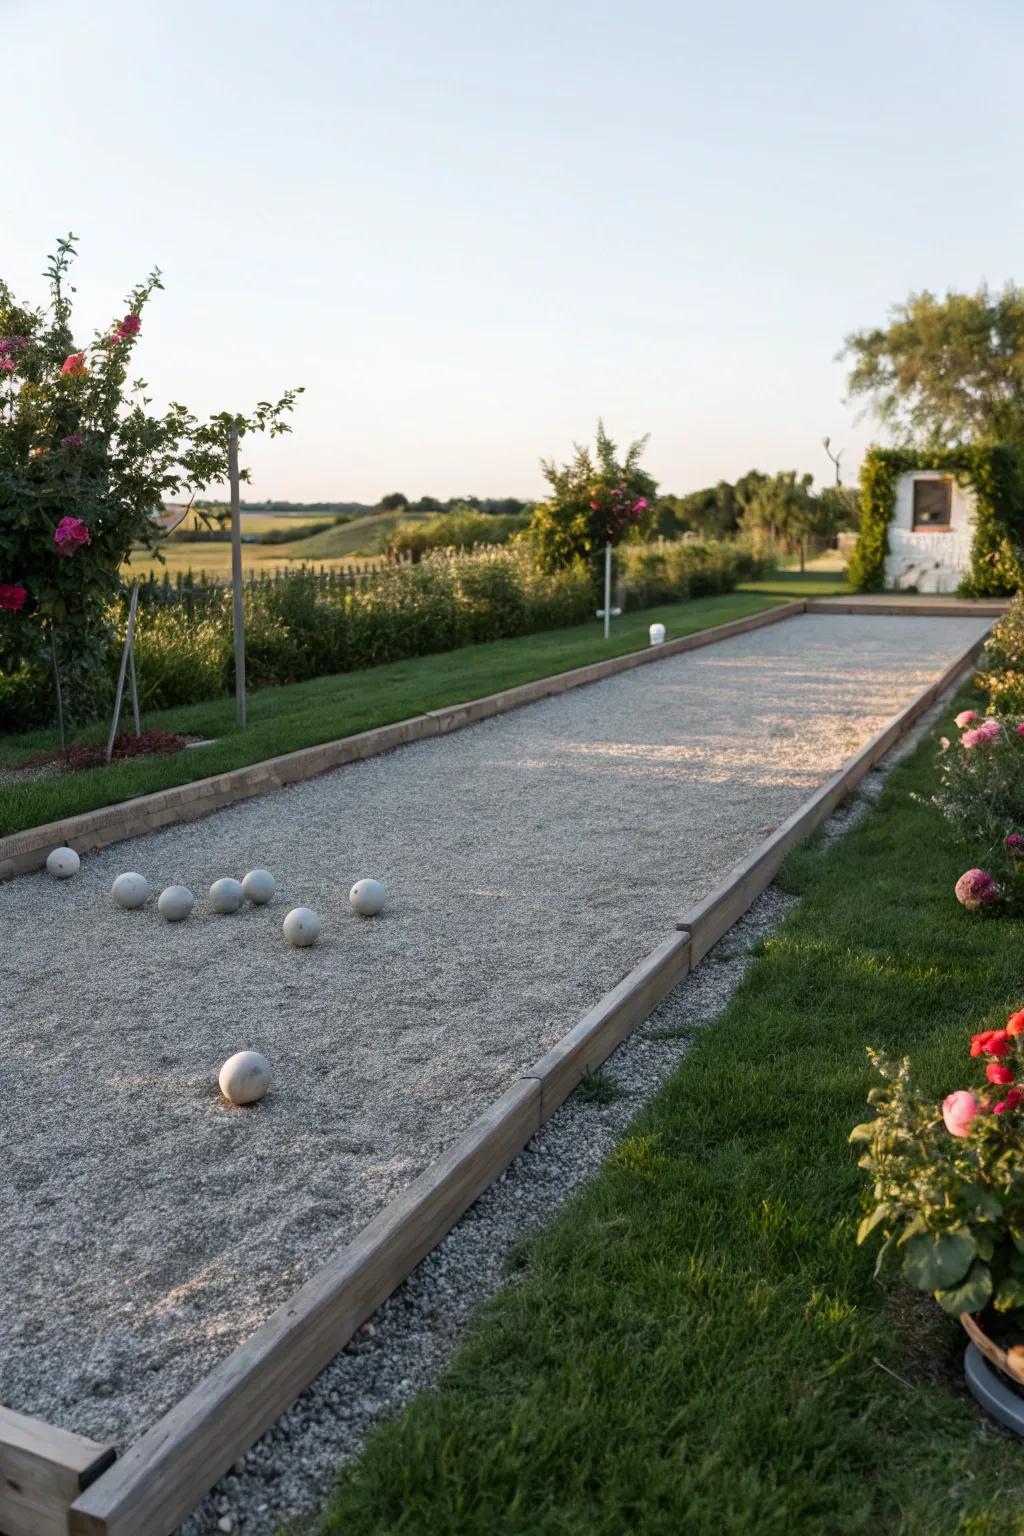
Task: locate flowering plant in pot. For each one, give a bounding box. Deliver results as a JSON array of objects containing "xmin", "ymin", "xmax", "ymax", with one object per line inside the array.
[
  {"xmin": 852, "ymin": 1017, "xmax": 1024, "ymax": 1376},
  {"xmin": 0, "ymin": 233, "xmax": 300, "ymax": 724}
]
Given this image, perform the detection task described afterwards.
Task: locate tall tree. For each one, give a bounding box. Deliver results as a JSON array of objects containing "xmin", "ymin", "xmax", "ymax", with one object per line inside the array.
[{"xmin": 843, "ymin": 285, "xmax": 1024, "ymax": 447}]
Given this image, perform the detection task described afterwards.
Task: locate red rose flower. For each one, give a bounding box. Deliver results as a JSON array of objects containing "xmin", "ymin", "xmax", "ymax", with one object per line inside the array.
[
  {"xmin": 1007, "ymin": 1010, "xmax": 1024, "ymax": 1037},
  {"xmin": 0, "ymin": 584, "xmax": 27, "ymax": 612},
  {"xmin": 60, "ymin": 353, "xmax": 87, "ymax": 378},
  {"xmin": 987, "ymin": 1062, "xmax": 1015, "ymax": 1086}
]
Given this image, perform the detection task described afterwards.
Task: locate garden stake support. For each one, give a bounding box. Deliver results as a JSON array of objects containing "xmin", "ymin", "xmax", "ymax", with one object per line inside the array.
[
  {"xmin": 49, "ymin": 625, "xmax": 65, "ymax": 754},
  {"xmin": 228, "ymin": 424, "xmax": 247, "ymax": 729},
  {"xmin": 106, "ymin": 579, "xmax": 141, "ymax": 764},
  {"xmin": 596, "ymin": 541, "xmax": 621, "ymax": 640}
]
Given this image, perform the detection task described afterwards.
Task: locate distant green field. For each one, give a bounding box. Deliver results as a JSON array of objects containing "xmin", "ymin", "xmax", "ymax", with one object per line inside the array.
[{"xmin": 123, "ymin": 508, "xmax": 432, "ymax": 580}]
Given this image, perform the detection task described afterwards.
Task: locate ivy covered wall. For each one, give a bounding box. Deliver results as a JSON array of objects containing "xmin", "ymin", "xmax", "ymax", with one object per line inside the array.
[{"xmin": 849, "ymin": 445, "xmax": 1024, "ymax": 595}]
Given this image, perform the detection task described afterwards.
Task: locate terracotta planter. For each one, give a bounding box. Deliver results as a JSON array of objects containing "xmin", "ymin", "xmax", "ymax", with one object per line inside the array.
[{"xmin": 961, "ymin": 1312, "xmax": 1024, "ymax": 1436}]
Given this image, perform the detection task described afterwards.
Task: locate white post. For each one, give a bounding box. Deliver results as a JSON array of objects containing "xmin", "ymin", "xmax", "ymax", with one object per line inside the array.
[
  {"xmin": 603, "ymin": 541, "xmax": 612, "ymax": 640},
  {"xmin": 228, "ymin": 424, "xmax": 247, "ymax": 729}
]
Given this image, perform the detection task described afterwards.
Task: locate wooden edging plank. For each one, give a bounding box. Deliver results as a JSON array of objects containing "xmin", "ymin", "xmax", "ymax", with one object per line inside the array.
[
  {"xmin": 69, "ymin": 1080, "xmax": 540, "ymax": 1536},
  {"xmin": 675, "ymin": 633, "xmax": 988, "ymax": 965},
  {"xmin": 524, "ymin": 932, "xmax": 691, "ymax": 1123},
  {"xmin": 0, "ymin": 1404, "xmax": 114, "ymax": 1536},
  {"xmin": 805, "ymin": 597, "xmax": 1008, "ymax": 618},
  {"xmin": 0, "ymin": 601, "xmax": 805, "ymax": 882}
]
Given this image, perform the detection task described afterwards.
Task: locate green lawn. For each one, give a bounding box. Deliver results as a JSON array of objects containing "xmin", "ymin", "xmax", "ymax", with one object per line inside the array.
[
  {"xmin": 0, "ymin": 576, "xmax": 842, "ymax": 838},
  {"xmin": 315, "ymin": 697, "xmax": 1024, "ymax": 1536}
]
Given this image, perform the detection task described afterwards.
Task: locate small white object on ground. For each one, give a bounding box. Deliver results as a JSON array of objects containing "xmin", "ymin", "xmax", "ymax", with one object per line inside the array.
[
  {"xmin": 210, "ymin": 878, "xmax": 245, "ymax": 914},
  {"xmin": 112, "ymin": 872, "xmax": 150, "ymax": 909},
  {"xmin": 158, "ymin": 885, "xmax": 195, "ymax": 923},
  {"xmin": 283, "ymin": 907, "xmax": 321, "ymax": 946},
  {"xmin": 46, "ymin": 846, "xmax": 80, "ymax": 879},
  {"xmin": 349, "ymin": 878, "xmax": 386, "ymax": 916},
  {"xmin": 242, "ymin": 869, "xmax": 276, "ymax": 905},
  {"xmin": 218, "ymin": 1050, "xmax": 272, "ymax": 1106},
  {"xmin": 649, "ymin": 622, "xmax": 666, "ymax": 645}
]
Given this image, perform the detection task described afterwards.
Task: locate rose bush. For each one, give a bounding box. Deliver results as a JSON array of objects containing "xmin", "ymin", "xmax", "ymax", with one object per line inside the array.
[
  {"xmin": 0, "ymin": 234, "xmax": 300, "ymax": 721},
  {"xmin": 928, "ymin": 706, "xmax": 1024, "ymax": 899},
  {"xmin": 852, "ymin": 1014, "xmax": 1024, "ymax": 1318},
  {"xmin": 528, "ymin": 421, "xmax": 657, "ymax": 576}
]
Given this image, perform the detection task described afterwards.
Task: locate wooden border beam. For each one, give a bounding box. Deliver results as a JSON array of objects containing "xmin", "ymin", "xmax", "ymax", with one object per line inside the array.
[{"xmin": 0, "ymin": 1405, "xmax": 114, "ymax": 1536}]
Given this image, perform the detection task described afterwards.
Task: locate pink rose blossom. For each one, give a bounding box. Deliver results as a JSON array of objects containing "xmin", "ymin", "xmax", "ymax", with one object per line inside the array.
[
  {"xmin": 0, "ymin": 358, "xmax": 13, "ymax": 374},
  {"xmin": 961, "ymin": 729, "xmax": 983, "ymax": 749},
  {"xmin": 955, "ymin": 710, "xmax": 980, "ymax": 728},
  {"xmin": 978, "ymin": 719, "xmax": 1001, "ymax": 741},
  {"xmin": 1007, "ymin": 834, "xmax": 1024, "ymax": 858},
  {"xmin": 1017, "ymin": 723, "xmax": 1024, "ymax": 738},
  {"xmin": 60, "ymin": 353, "xmax": 87, "ymax": 378},
  {"xmin": 60, "ymin": 434, "xmax": 84, "ymax": 450},
  {"xmin": 0, "ymin": 584, "xmax": 27, "ymax": 612},
  {"xmin": 53, "ymin": 516, "xmax": 91, "ymax": 555},
  {"xmin": 117, "ymin": 314, "xmax": 141, "ymax": 336},
  {"xmin": 943, "ymin": 1090, "xmax": 980, "ymax": 1138},
  {"xmin": 940, "ymin": 736, "xmax": 950, "ymax": 751},
  {"xmin": 955, "ymin": 868, "xmax": 999, "ymax": 910}
]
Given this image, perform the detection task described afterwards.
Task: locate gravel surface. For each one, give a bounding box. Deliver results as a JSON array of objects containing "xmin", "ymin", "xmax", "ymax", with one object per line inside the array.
[
  {"xmin": 0, "ymin": 614, "xmax": 987, "ymax": 1461},
  {"xmin": 183, "ymin": 686, "xmax": 951, "ymax": 1536}
]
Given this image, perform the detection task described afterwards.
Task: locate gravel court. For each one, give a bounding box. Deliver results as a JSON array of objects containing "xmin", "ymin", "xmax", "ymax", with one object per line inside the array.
[{"xmin": 0, "ymin": 613, "xmax": 988, "ymax": 1450}]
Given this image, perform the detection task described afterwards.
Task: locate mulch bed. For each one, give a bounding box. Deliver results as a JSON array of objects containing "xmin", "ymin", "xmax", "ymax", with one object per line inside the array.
[{"xmin": 19, "ymin": 730, "xmax": 201, "ymax": 774}]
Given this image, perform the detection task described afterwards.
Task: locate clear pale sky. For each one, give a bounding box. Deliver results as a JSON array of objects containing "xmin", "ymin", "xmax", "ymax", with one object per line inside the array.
[{"xmin": 6, "ymin": 0, "xmax": 1021, "ymax": 502}]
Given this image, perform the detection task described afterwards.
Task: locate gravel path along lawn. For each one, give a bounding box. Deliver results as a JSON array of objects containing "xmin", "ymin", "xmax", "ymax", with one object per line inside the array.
[{"xmin": 0, "ymin": 613, "xmax": 989, "ymax": 1451}]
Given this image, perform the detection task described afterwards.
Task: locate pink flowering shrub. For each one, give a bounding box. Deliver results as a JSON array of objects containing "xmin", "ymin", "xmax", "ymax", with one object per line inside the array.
[
  {"xmin": 0, "ymin": 233, "xmax": 300, "ymax": 724},
  {"xmin": 528, "ymin": 421, "xmax": 657, "ymax": 576},
  {"xmin": 853, "ymin": 1012, "xmax": 1024, "ymax": 1317},
  {"xmin": 930, "ymin": 706, "xmax": 1024, "ymax": 896}
]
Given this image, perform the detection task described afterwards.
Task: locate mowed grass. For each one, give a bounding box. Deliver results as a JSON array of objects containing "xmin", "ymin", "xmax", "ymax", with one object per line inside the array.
[
  {"xmin": 0, "ymin": 583, "xmax": 833, "ymax": 836},
  {"xmin": 314, "ymin": 702, "xmax": 1024, "ymax": 1536}
]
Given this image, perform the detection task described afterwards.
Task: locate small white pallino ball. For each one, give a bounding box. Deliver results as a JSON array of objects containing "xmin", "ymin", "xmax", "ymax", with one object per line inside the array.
[
  {"xmin": 283, "ymin": 906, "xmax": 321, "ymax": 947},
  {"xmin": 209, "ymin": 877, "xmax": 245, "ymax": 914},
  {"xmin": 349, "ymin": 878, "xmax": 386, "ymax": 916},
  {"xmin": 241, "ymin": 868, "xmax": 276, "ymax": 905},
  {"xmin": 112, "ymin": 872, "xmax": 151, "ymax": 910},
  {"xmin": 46, "ymin": 846, "xmax": 80, "ymax": 879},
  {"xmin": 158, "ymin": 884, "xmax": 194, "ymax": 923},
  {"xmin": 218, "ymin": 1050, "xmax": 272, "ymax": 1106}
]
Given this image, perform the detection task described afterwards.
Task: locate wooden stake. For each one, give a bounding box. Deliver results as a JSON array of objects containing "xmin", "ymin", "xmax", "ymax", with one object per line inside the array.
[
  {"xmin": 50, "ymin": 626, "xmax": 65, "ymax": 754},
  {"xmin": 228, "ymin": 425, "xmax": 247, "ymax": 729},
  {"xmin": 105, "ymin": 581, "xmax": 140, "ymax": 764}
]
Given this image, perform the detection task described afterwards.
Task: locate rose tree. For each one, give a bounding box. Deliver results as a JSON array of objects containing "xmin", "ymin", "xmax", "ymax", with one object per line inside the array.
[{"xmin": 0, "ymin": 234, "xmax": 301, "ymax": 717}]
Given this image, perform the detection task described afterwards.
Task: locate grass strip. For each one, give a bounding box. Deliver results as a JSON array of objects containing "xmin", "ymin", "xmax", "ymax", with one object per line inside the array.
[
  {"xmin": 0, "ymin": 579, "xmax": 842, "ymax": 839},
  {"xmin": 315, "ymin": 695, "xmax": 1024, "ymax": 1536}
]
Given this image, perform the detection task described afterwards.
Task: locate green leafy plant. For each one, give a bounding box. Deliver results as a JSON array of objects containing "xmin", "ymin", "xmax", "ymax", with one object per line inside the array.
[
  {"xmin": 852, "ymin": 1016, "xmax": 1024, "ymax": 1318},
  {"xmin": 0, "ymin": 233, "xmax": 300, "ymax": 720},
  {"xmin": 927, "ymin": 707, "xmax": 1024, "ymax": 872},
  {"xmin": 979, "ymin": 592, "xmax": 1024, "ymax": 715},
  {"xmin": 529, "ymin": 421, "xmax": 657, "ymax": 575}
]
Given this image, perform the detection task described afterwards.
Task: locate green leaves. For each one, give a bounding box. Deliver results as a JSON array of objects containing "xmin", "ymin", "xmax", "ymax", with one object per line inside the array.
[
  {"xmin": 935, "ymin": 1260, "xmax": 993, "ymax": 1316},
  {"xmin": 901, "ymin": 1229, "xmax": 977, "ymax": 1291}
]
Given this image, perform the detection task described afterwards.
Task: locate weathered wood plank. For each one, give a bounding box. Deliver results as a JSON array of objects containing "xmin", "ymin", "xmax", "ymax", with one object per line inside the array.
[
  {"xmin": 0, "ymin": 1404, "xmax": 114, "ymax": 1536},
  {"xmin": 524, "ymin": 932, "xmax": 691, "ymax": 1122},
  {"xmin": 69, "ymin": 1079, "xmax": 541, "ymax": 1536}
]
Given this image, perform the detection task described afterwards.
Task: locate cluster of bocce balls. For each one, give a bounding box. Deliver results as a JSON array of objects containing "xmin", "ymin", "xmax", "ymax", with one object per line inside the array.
[{"xmin": 44, "ymin": 844, "xmax": 386, "ymax": 1107}]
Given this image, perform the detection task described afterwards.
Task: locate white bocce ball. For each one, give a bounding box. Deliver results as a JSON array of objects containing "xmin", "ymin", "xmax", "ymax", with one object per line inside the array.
[
  {"xmin": 46, "ymin": 846, "xmax": 80, "ymax": 879},
  {"xmin": 241, "ymin": 868, "xmax": 276, "ymax": 905},
  {"xmin": 112, "ymin": 872, "xmax": 151, "ymax": 910},
  {"xmin": 218, "ymin": 1050, "xmax": 272, "ymax": 1106},
  {"xmin": 349, "ymin": 878, "xmax": 386, "ymax": 916},
  {"xmin": 158, "ymin": 884, "xmax": 194, "ymax": 922},
  {"xmin": 283, "ymin": 906, "xmax": 321, "ymax": 947},
  {"xmin": 209, "ymin": 877, "xmax": 245, "ymax": 914}
]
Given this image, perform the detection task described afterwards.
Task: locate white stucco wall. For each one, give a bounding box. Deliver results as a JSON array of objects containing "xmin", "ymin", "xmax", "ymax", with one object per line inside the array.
[{"xmin": 883, "ymin": 470, "xmax": 976, "ymax": 593}]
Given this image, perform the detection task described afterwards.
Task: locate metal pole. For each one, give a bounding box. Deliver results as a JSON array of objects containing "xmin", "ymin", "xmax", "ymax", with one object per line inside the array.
[
  {"xmin": 228, "ymin": 423, "xmax": 247, "ymax": 728},
  {"xmin": 128, "ymin": 638, "xmax": 141, "ymax": 736},
  {"xmin": 106, "ymin": 579, "xmax": 140, "ymax": 763},
  {"xmin": 603, "ymin": 541, "xmax": 612, "ymax": 641},
  {"xmin": 50, "ymin": 625, "xmax": 65, "ymax": 753}
]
